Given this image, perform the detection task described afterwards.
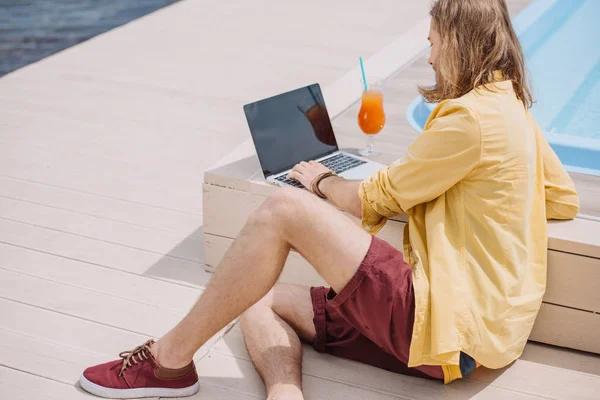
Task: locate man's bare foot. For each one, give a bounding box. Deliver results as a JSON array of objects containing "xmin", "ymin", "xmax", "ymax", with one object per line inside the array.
[
  {"xmin": 150, "ymin": 340, "xmax": 193, "ymax": 370},
  {"xmin": 268, "ymin": 384, "xmax": 304, "ymax": 400}
]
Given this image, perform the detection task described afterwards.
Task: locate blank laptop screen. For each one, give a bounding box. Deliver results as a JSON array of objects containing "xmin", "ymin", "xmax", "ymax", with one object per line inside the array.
[{"xmin": 243, "ymin": 84, "xmax": 339, "ymax": 177}]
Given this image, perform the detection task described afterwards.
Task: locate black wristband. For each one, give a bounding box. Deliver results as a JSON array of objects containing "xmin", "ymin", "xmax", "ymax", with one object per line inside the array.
[{"xmin": 314, "ymin": 172, "xmax": 337, "ymax": 199}]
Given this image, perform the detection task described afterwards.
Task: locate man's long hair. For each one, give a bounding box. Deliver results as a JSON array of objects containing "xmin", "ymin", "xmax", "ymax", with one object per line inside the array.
[{"xmin": 419, "ymin": 0, "xmax": 533, "ymax": 108}]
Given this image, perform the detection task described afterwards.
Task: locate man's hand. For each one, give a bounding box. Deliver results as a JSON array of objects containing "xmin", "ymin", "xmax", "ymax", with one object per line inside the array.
[
  {"xmin": 287, "ymin": 161, "xmax": 331, "ymax": 191},
  {"xmin": 287, "ymin": 160, "xmax": 362, "ymax": 219}
]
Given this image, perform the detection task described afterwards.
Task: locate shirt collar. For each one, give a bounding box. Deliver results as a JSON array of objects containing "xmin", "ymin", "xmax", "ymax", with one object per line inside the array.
[{"xmin": 493, "ymin": 70, "xmax": 505, "ymax": 81}]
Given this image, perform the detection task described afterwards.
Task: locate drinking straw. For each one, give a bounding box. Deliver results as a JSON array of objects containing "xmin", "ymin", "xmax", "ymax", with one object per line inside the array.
[{"xmin": 359, "ymin": 56, "xmax": 368, "ymax": 92}]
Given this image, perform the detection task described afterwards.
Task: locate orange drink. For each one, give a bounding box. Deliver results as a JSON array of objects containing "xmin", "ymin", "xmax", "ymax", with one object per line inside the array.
[
  {"xmin": 357, "ymin": 82, "xmax": 386, "ymax": 157},
  {"xmin": 358, "ymin": 89, "xmax": 386, "ymax": 134}
]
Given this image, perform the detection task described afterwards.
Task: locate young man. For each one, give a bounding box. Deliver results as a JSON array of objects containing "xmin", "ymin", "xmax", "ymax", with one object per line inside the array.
[{"xmin": 80, "ymin": 0, "xmax": 579, "ymax": 398}]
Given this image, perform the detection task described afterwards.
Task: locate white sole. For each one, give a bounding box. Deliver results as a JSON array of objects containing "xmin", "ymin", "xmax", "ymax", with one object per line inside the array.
[{"xmin": 79, "ymin": 374, "xmax": 200, "ymax": 398}]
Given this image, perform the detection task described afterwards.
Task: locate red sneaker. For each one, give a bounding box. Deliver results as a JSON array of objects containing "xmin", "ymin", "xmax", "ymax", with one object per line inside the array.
[{"xmin": 80, "ymin": 340, "xmax": 199, "ymax": 398}]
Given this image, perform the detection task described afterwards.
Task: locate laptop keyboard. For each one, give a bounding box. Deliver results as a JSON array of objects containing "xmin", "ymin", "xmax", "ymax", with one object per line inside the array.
[
  {"xmin": 274, "ymin": 154, "xmax": 366, "ymax": 188},
  {"xmin": 275, "ymin": 176, "xmax": 304, "ymax": 188},
  {"xmin": 320, "ymin": 153, "xmax": 366, "ymax": 174}
]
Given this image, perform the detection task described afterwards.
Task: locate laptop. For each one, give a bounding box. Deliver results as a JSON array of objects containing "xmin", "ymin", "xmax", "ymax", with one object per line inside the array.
[{"xmin": 243, "ymin": 83, "xmax": 386, "ymax": 188}]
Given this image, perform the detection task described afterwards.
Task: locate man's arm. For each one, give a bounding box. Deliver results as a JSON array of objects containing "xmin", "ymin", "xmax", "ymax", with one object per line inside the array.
[
  {"xmin": 533, "ymin": 117, "xmax": 579, "ymax": 219},
  {"xmin": 318, "ymin": 176, "xmax": 362, "ymax": 219}
]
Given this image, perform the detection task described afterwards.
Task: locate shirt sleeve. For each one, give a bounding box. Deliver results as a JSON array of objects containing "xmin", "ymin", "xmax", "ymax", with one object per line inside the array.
[
  {"xmin": 532, "ymin": 117, "xmax": 580, "ymax": 220},
  {"xmin": 358, "ymin": 100, "xmax": 482, "ymax": 234}
]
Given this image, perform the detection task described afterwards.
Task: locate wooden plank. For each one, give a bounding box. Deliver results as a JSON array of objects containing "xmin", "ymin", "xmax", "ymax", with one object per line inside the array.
[
  {"xmin": 547, "ymin": 218, "xmax": 600, "ymax": 259},
  {"xmin": 203, "ymin": 183, "xmax": 265, "ymax": 239},
  {"xmin": 0, "ymin": 328, "xmax": 108, "ymax": 386},
  {"xmin": 206, "ymin": 324, "xmax": 550, "ymax": 400},
  {"xmin": 530, "ymin": 303, "xmax": 600, "ymax": 354},
  {"xmin": 0, "ymin": 85, "xmax": 248, "ymax": 139},
  {"xmin": 196, "ymin": 350, "xmax": 413, "ymax": 400},
  {"xmin": 1, "ymin": 384, "xmax": 59, "ymax": 400},
  {"xmin": 0, "ymin": 269, "xmax": 186, "ymax": 337},
  {"xmin": 1, "ymin": 109, "xmax": 210, "ymax": 216},
  {"xmin": 204, "ymin": 157, "xmax": 266, "ymax": 194},
  {"xmin": 569, "ymin": 172, "xmax": 600, "ymax": 219},
  {"xmin": 0, "ymin": 121, "xmax": 220, "ymax": 179},
  {"xmin": 0, "ymin": 366, "xmax": 97, "ymax": 400},
  {"xmin": 468, "ymin": 359, "xmax": 600, "ymax": 399},
  {"xmin": 0, "ymin": 242, "xmax": 202, "ymax": 312},
  {"xmin": 0, "ymin": 298, "xmax": 147, "ymax": 360},
  {"xmin": 0, "ymin": 135, "xmax": 229, "ymax": 184},
  {"xmin": 0, "ymin": 176, "xmax": 203, "ymax": 236},
  {"xmin": 0, "ymin": 298, "xmax": 225, "ymax": 375},
  {"xmin": 545, "ymin": 251, "xmax": 600, "ymax": 313},
  {"xmin": 0, "ymin": 364, "xmax": 258, "ymax": 400},
  {"xmin": 183, "ymin": 382, "xmax": 261, "ymax": 400},
  {"xmin": 0, "ymin": 326, "xmax": 226, "ymax": 395},
  {"xmin": 521, "ymin": 342, "xmax": 600, "ymax": 377},
  {"xmin": 0, "ymin": 158, "xmax": 204, "ymax": 216},
  {"xmin": 0, "ymin": 218, "xmax": 208, "ymax": 288},
  {"xmin": 0, "ymin": 196, "xmax": 203, "ymax": 263}
]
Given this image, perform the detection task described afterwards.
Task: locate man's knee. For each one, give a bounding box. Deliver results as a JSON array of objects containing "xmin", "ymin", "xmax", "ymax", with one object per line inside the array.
[
  {"xmin": 242, "ymin": 283, "xmax": 288, "ymax": 317},
  {"xmin": 240, "ymin": 286, "xmax": 277, "ymax": 328},
  {"xmin": 248, "ymin": 188, "xmax": 306, "ymax": 229},
  {"xmin": 242, "ymin": 283, "xmax": 316, "ymax": 341}
]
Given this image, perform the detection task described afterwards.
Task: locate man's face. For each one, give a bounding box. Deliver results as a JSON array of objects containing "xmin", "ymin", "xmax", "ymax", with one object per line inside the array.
[{"xmin": 428, "ymin": 22, "xmax": 441, "ymax": 73}]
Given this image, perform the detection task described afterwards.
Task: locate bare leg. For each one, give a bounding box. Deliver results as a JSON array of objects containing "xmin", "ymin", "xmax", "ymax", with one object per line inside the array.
[
  {"xmin": 241, "ymin": 284, "xmax": 316, "ymax": 400},
  {"xmin": 153, "ymin": 188, "xmax": 371, "ymax": 369}
]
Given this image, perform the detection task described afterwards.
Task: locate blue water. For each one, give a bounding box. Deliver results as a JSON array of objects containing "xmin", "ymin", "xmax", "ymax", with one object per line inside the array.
[
  {"xmin": 521, "ymin": 0, "xmax": 600, "ymax": 140},
  {"xmin": 406, "ymin": 0, "xmax": 600, "ymax": 176},
  {"xmin": 0, "ymin": 0, "xmax": 181, "ymax": 77}
]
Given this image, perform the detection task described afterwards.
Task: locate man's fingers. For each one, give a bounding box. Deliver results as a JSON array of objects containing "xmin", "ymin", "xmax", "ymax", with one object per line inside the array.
[
  {"xmin": 309, "ymin": 160, "xmax": 326, "ymax": 169},
  {"xmin": 287, "ymin": 170, "xmax": 300, "ymax": 179},
  {"xmin": 300, "ymin": 161, "xmax": 310, "ymax": 167}
]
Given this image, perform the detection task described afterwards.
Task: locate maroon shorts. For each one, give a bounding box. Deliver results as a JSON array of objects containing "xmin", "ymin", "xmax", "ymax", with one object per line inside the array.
[{"xmin": 310, "ymin": 236, "xmax": 444, "ymax": 380}]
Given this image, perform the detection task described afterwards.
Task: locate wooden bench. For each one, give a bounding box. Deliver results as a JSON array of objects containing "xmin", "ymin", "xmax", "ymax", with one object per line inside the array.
[{"xmin": 203, "ymin": 153, "xmax": 600, "ymax": 355}]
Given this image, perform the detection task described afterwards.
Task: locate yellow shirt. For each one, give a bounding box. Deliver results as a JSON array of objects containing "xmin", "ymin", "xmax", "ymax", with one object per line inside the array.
[{"xmin": 358, "ymin": 79, "xmax": 580, "ymax": 383}]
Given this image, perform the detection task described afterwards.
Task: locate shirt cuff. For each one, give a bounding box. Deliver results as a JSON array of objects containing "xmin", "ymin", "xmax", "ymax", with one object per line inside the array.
[{"xmin": 358, "ymin": 180, "xmax": 388, "ymax": 235}]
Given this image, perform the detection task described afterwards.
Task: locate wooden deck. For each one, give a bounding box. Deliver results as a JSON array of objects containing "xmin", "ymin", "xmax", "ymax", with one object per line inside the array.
[{"xmin": 1, "ymin": 0, "xmax": 600, "ymax": 399}]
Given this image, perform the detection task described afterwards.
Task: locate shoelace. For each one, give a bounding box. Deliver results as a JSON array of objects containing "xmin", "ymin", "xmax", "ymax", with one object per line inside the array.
[{"xmin": 119, "ymin": 339, "xmax": 155, "ymax": 377}]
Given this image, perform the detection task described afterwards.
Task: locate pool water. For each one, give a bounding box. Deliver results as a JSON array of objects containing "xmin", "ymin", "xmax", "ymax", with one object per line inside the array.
[
  {"xmin": 523, "ymin": 0, "xmax": 600, "ymax": 140},
  {"xmin": 406, "ymin": 0, "xmax": 600, "ymax": 176}
]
